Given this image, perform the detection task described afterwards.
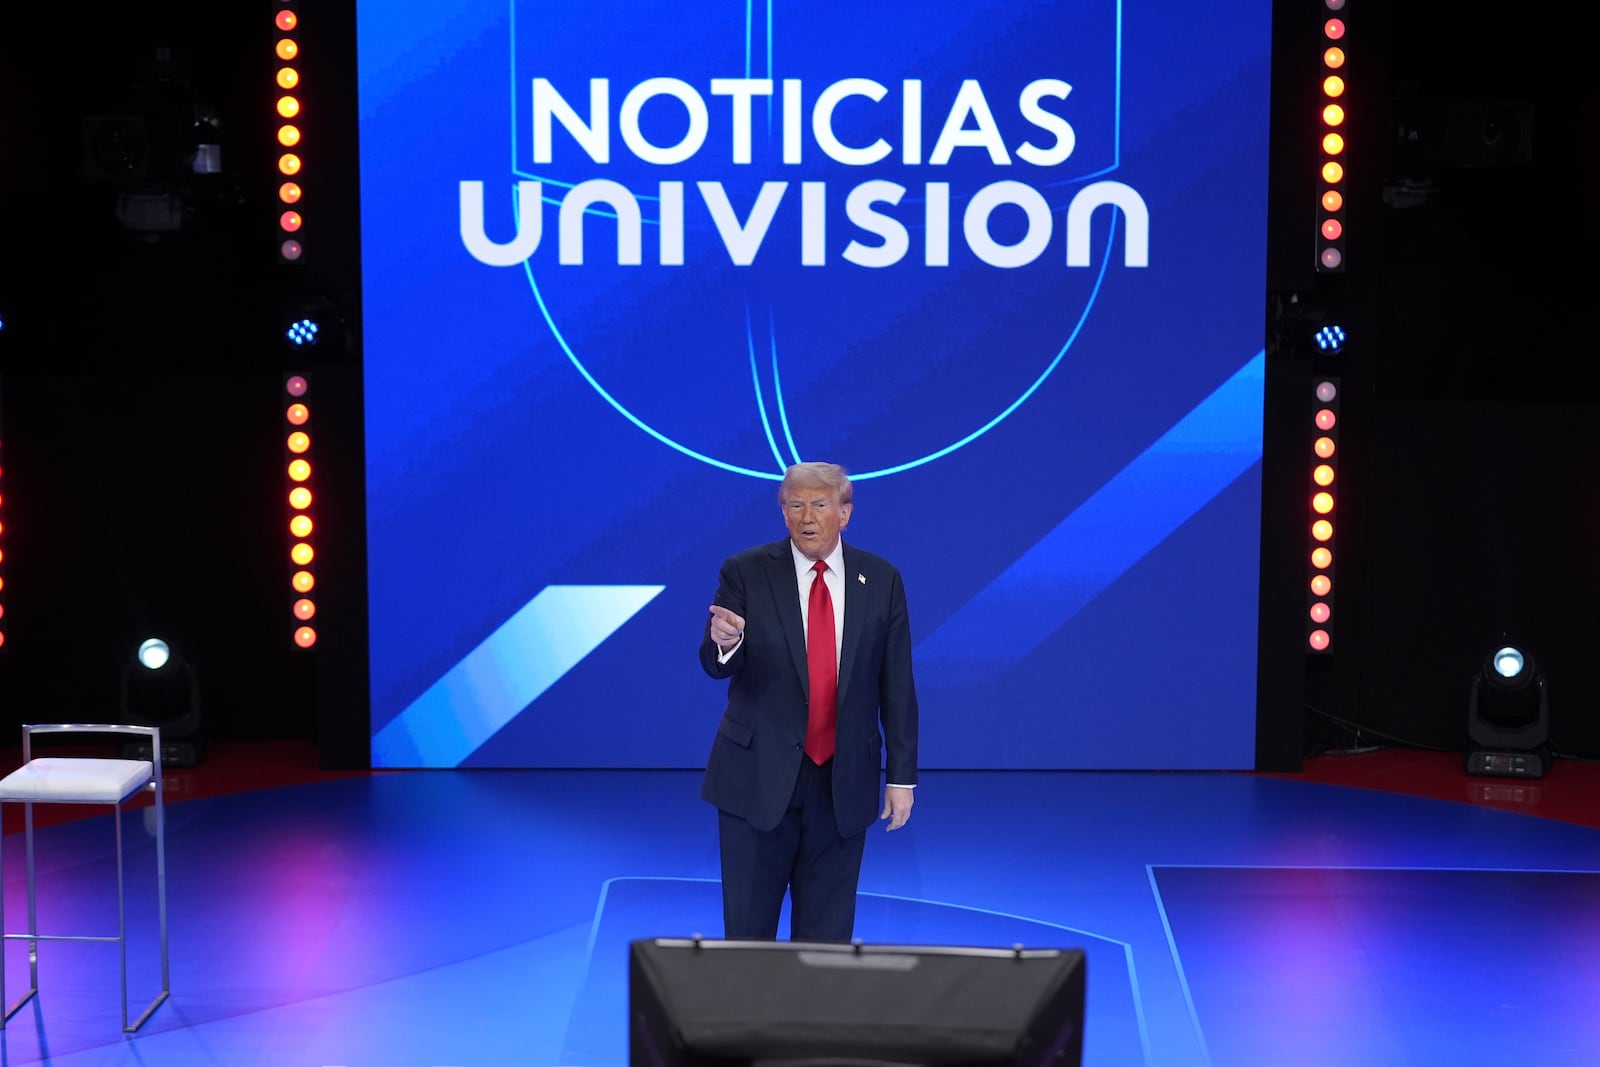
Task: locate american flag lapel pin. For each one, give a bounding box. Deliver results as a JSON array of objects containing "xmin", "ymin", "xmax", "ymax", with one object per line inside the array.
[{"xmin": 857, "ymin": 573, "xmax": 867, "ymax": 585}]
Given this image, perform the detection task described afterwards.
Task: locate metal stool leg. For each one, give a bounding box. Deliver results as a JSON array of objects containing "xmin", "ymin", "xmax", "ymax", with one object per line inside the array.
[
  {"xmin": 127, "ymin": 779, "xmax": 170, "ymax": 1032},
  {"xmin": 0, "ymin": 799, "xmax": 43, "ymax": 1023},
  {"xmin": 116, "ymin": 799, "xmax": 128, "ymax": 1032}
]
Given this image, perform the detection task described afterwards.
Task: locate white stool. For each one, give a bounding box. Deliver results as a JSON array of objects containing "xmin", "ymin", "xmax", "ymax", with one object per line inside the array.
[{"xmin": 0, "ymin": 723, "xmax": 170, "ymax": 1032}]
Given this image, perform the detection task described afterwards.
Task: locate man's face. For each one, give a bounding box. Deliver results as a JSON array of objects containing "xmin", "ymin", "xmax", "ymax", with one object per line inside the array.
[{"xmin": 782, "ymin": 483, "xmax": 852, "ymax": 561}]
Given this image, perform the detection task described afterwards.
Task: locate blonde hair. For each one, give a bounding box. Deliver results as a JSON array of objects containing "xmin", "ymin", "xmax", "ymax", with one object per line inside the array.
[{"xmin": 778, "ymin": 462, "xmax": 853, "ymax": 507}]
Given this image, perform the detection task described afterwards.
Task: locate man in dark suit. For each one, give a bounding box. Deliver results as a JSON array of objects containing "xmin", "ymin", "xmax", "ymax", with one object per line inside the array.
[{"xmin": 700, "ymin": 461, "xmax": 918, "ymax": 942}]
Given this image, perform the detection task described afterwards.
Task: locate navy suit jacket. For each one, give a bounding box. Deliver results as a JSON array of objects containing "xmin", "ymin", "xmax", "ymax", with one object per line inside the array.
[{"xmin": 699, "ymin": 539, "xmax": 918, "ymax": 837}]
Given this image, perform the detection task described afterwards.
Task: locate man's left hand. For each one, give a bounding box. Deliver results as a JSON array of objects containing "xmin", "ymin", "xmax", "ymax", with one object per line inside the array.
[{"xmin": 880, "ymin": 786, "xmax": 914, "ymax": 831}]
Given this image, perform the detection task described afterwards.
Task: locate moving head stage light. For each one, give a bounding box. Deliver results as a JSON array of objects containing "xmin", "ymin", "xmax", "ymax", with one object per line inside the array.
[{"xmin": 1466, "ymin": 644, "xmax": 1549, "ymax": 779}]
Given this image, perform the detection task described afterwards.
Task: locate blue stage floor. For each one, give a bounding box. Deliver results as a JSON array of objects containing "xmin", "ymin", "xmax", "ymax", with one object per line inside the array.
[{"xmin": 2, "ymin": 770, "xmax": 1597, "ymax": 1066}]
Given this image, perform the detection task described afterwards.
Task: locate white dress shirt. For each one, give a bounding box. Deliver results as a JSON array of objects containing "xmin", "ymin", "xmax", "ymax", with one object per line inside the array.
[{"xmin": 792, "ymin": 539, "xmax": 845, "ymax": 666}]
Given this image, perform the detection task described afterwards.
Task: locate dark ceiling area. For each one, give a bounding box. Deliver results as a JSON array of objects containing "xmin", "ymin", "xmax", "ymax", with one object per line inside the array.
[
  {"xmin": 1373, "ymin": 2, "xmax": 1597, "ymax": 401},
  {"xmin": 1, "ymin": 1, "xmax": 1589, "ymax": 381}
]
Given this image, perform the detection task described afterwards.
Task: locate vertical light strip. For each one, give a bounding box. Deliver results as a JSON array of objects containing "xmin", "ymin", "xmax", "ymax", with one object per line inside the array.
[
  {"xmin": 1317, "ymin": 0, "xmax": 1348, "ymax": 271},
  {"xmin": 1308, "ymin": 377, "xmax": 1339, "ymax": 652},
  {"xmin": 275, "ymin": 2, "xmax": 305, "ymax": 263},
  {"xmin": 285, "ymin": 375, "xmax": 317, "ymax": 649},
  {"xmin": 0, "ymin": 404, "xmax": 7, "ymax": 652}
]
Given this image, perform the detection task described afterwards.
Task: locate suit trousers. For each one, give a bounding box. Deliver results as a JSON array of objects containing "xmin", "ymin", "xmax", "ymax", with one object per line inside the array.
[{"xmin": 718, "ymin": 757, "xmax": 868, "ymax": 943}]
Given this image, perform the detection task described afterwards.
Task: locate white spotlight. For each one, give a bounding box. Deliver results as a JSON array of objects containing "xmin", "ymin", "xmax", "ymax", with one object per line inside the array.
[{"xmin": 137, "ymin": 638, "xmax": 171, "ymax": 671}]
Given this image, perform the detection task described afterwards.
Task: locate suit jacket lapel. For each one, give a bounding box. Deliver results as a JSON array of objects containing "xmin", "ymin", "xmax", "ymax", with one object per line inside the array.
[
  {"xmin": 764, "ymin": 541, "xmax": 809, "ymax": 689},
  {"xmin": 837, "ymin": 543, "xmax": 866, "ymax": 707}
]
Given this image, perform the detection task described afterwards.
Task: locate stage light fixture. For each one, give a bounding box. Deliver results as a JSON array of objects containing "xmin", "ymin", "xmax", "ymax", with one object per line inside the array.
[
  {"xmin": 1306, "ymin": 377, "xmax": 1340, "ymax": 653},
  {"xmin": 283, "ymin": 371, "xmax": 319, "ymax": 650},
  {"xmin": 1466, "ymin": 643, "xmax": 1550, "ymax": 779},
  {"xmin": 274, "ymin": 4, "xmax": 306, "ymax": 265},
  {"xmin": 280, "ymin": 297, "xmax": 349, "ymax": 356},
  {"xmin": 286, "ymin": 318, "xmax": 320, "ymax": 346},
  {"xmin": 120, "ymin": 636, "xmax": 204, "ymax": 766},
  {"xmin": 137, "ymin": 637, "xmax": 171, "ymax": 670},
  {"xmin": 1316, "ymin": 9, "xmax": 1349, "ymax": 275}
]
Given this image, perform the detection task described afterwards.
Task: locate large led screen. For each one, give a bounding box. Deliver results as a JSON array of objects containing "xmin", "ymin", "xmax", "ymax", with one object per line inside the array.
[{"xmin": 358, "ymin": 0, "xmax": 1271, "ymax": 769}]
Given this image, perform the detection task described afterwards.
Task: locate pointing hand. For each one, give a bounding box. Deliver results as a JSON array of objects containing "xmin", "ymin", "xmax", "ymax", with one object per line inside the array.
[{"xmin": 708, "ymin": 604, "xmax": 746, "ymax": 648}]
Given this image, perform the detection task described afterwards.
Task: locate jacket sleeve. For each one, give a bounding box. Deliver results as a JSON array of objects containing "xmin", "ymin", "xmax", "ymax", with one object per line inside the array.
[
  {"xmin": 699, "ymin": 554, "xmax": 749, "ymax": 679},
  {"xmin": 878, "ymin": 566, "xmax": 919, "ymax": 786}
]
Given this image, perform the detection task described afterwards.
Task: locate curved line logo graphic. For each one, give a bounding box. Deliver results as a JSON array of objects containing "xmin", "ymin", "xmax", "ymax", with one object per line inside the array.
[{"xmin": 460, "ymin": 0, "xmax": 1145, "ymax": 481}]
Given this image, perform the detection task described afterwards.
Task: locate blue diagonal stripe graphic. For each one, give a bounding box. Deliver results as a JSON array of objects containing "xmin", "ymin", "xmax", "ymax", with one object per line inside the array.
[
  {"xmin": 373, "ymin": 585, "xmax": 666, "ymax": 767},
  {"xmin": 916, "ymin": 352, "xmax": 1264, "ymax": 684}
]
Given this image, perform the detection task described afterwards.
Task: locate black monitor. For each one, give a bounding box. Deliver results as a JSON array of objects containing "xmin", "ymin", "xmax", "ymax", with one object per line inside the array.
[{"xmin": 629, "ymin": 938, "xmax": 1086, "ymax": 1067}]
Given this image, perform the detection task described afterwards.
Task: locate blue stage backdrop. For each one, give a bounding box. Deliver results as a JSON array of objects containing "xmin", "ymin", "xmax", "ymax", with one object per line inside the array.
[{"xmin": 357, "ymin": 0, "xmax": 1271, "ymax": 769}]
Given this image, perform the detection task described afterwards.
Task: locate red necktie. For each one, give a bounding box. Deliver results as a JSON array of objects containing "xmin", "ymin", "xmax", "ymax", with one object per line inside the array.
[{"xmin": 805, "ymin": 560, "xmax": 837, "ymax": 764}]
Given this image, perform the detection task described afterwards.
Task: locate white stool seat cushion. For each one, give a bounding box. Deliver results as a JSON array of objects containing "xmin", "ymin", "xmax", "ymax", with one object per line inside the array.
[{"xmin": 0, "ymin": 758, "xmax": 154, "ymax": 803}]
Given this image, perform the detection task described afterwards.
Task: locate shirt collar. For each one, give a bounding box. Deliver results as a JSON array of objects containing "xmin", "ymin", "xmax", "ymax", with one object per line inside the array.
[{"xmin": 790, "ymin": 538, "xmax": 845, "ymax": 581}]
